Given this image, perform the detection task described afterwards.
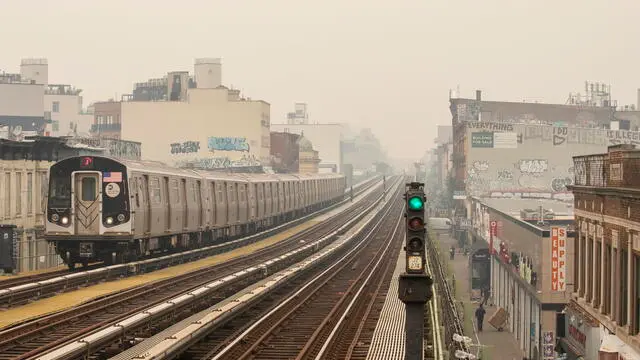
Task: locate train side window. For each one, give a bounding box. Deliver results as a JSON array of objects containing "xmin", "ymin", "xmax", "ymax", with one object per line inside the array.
[
  {"xmin": 171, "ymin": 179, "xmax": 180, "ymax": 203},
  {"xmin": 239, "ymin": 184, "xmax": 246, "ymax": 202},
  {"xmin": 227, "ymin": 183, "xmax": 234, "ymax": 204},
  {"xmin": 216, "ymin": 183, "xmax": 224, "ymax": 203},
  {"xmin": 150, "ymin": 178, "xmax": 161, "ymax": 204},
  {"xmin": 81, "ymin": 177, "xmax": 97, "ymax": 201}
]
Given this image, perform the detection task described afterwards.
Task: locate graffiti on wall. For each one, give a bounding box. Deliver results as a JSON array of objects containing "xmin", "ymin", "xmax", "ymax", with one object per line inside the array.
[
  {"xmin": 170, "ymin": 141, "xmax": 200, "ymax": 154},
  {"xmin": 207, "ymin": 137, "xmax": 250, "ymax": 152},
  {"xmin": 473, "ymin": 161, "xmax": 489, "ymax": 172},
  {"xmin": 518, "ymin": 159, "xmax": 548, "ymax": 175},
  {"xmin": 175, "ymin": 153, "xmax": 261, "ymax": 169},
  {"xmin": 465, "ymin": 158, "xmax": 575, "ymax": 196},
  {"xmin": 467, "ymin": 122, "xmax": 640, "ymax": 147},
  {"xmin": 551, "ymin": 177, "xmax": 573, "ymax": 192},
  {"xmin": 107, "ymin": 140, "xmax": 141, "ymax": 160}
]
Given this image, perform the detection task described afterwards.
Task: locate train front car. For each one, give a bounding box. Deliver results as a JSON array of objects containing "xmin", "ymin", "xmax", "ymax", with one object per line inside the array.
[{"xmin": 45, "ymin": 156, "xmax": 132, "ymax": 269}]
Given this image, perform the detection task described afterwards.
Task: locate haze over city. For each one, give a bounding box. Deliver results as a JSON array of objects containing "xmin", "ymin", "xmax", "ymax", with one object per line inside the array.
[{"xmin": 2, "ymin": 0, "xmax": 639, "ymax": 159}]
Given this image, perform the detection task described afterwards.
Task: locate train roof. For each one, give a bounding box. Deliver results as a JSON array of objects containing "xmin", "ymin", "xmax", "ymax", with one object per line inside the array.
[{"xmin": 52, "ymin": 156, "xmax": 345, "ymax": 182}]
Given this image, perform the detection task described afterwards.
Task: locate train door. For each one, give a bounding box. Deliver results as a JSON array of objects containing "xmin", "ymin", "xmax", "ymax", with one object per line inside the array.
[
  {"xmin": 219, "ymin": 182, "xmax": 228, "ymax": 226},
  {"xmin": 142, "ymin": 175, "xmax": 151, "ymax": 234},
  {"xmin": 196, "ymin": 180, "xmax": 203, "ymax": 228},
  {"xmin": 249, "ymin": 184, "xmax": 256, "ymax": 220},
  {"xmin": 181, "ymin": 179, "xmax": 188, "ymax": 229},
  {"xmin": 163, "ymin": 177, "xmax": 171, "ymax": 230},
  {"xmin": 73, "ymin": 172, "xmax": 100, "ymax": 235},
  {"xmin": 207, "ymin": 182, "xmax": 218, "ymax": 227}
]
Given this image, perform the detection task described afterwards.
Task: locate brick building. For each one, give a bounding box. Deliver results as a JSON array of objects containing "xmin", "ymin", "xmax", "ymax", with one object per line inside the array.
[{"xmin": 566, "ymin": 144, "xmax": 640, "ymax": 359}]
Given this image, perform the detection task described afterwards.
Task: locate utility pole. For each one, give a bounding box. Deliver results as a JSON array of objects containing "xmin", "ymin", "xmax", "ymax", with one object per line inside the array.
[{"xmin": 399, "ymin": 182, "xmax": 433, "ymax": 360}]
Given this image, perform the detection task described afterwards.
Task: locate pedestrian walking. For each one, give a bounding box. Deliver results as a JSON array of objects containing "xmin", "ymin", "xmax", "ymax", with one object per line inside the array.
[{"xmin": 475, "ymin": 303, "xmax": 486, "ymax": 332}]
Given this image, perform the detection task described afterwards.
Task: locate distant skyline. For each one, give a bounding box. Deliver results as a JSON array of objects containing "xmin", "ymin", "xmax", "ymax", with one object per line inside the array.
[{"xmin": 2, "ymin": 0, "xmax": 639, "ymax": 158}]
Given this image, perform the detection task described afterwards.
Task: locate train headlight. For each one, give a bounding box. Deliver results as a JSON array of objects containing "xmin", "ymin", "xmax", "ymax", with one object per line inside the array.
[
  {"xmin": 106, "ymin": 217, "xmax": 114, "ymax": 225},
  {"xmin": 51, "ymin": 214, "xmax": 60, "ymax": 222},
  {"xmin": 61, "ymin": 217, "xmax": 69, "ymax": 225},
  {"xmin": 117, "ymin": 214, "xmax": 125, "ymax": 222}
]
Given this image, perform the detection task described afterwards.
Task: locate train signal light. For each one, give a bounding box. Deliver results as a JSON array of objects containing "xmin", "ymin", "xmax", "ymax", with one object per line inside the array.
[
  {"xmin": 399, "ymin": 181, "xmax": 433, "ymax": 357},
  {"xmin": 404, "ymin": 182, "xmax": 426, "ymax": 274},
  {"xmin": 408, "ymin": 196, "xmax": 424, "ymax": 211}
]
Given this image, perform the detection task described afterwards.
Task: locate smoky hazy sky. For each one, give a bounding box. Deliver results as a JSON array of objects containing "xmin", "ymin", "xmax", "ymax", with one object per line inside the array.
[{"xmin": 1, "ymin": 0, "xmax": 639, "ymax": 159}]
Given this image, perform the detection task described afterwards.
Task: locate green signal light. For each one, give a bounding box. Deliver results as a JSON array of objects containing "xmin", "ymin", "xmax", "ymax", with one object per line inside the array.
[{"xmin": 408, "ymin": 196, "xmax": 424, "ymax": 211}]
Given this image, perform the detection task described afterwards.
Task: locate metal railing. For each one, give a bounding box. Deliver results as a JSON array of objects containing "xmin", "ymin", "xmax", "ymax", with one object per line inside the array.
[{"xmin": 426, "ymin": 231, "xmax": 470, "ymax": 357}]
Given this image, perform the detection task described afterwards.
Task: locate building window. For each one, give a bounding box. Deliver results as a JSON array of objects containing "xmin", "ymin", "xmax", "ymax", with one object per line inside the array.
[
  {"xmin": 106, "ymin": 115, "xmax": 113, "ymax": 124},
  {"xmin": 15, "ymin": 172, "xmax": 22, "ymax": 215},
  {"xmin": 96, "ymin": 115, "xmax": 104, "ymax": 124},
  {"xmin": 52, "ymin": 101, "xmax": 60, "ymax": 113},
  {"xmin": 52, "ymin": 120, "xmax": 59, "ymax": 132},
  {"xmin": 27, "ymin": 173, "xmax": 33, "ymax": 214}
]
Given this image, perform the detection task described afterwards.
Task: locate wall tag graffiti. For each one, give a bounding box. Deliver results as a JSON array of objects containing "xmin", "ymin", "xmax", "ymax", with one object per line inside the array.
[
  {"xmin": 551, "ymin": 177, "xmax": 573, "ymax": 192},
  {"xmin": 207, "ymin": 137, "xmax": 250, "ymax": 152},
  {"xmin": 518, "ymin": 159, "xmax": 548, "ymax": 174},
  {"xmin": 473, "ymin": 161, "xmax": 489, "ymax": 171},
  {"xmin": 553, "ymin": 127, "xmax": 568, "ymax": 146},
  {"xmin": 497, "ymin": 169, "xmax": 513, "ymax": 181},
  {"xmin": 170, "ymin": 141, "xmax": 200, "ymax": 154}
]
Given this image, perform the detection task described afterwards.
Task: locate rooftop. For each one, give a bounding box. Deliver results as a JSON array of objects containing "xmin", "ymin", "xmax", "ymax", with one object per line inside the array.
[{"xmin": 478, "ymin": 197, "xmax": 576, "ymax": 232}]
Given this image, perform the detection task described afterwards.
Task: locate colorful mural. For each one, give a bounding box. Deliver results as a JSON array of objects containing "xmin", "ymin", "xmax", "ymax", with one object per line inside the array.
[{"xmin": 207, "ymin": 137, "xmax": 250, "ymax": 152}]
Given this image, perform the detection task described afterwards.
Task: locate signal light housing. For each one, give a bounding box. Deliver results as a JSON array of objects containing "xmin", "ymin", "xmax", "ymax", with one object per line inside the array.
[{"xmin": 404, "ymin": 182, "xmax": 426, "ymax": 274}]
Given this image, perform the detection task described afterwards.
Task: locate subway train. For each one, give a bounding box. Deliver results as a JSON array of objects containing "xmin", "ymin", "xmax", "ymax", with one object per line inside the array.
[{"xmin": 45, "ymin": 155, "xmax": 347, "ymax": 269}]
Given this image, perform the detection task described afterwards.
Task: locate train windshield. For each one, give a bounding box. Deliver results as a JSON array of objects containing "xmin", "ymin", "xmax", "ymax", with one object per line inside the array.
[{"xmin": 48, "ymin": 175, "xmax": 72, "ymax": 208}]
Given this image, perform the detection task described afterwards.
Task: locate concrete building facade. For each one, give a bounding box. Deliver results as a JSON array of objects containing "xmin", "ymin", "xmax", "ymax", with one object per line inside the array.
[
  {"xmin": 92, "ymin": 59, "xmax": 271, "ymax": 169},
  {"xmin": 1, "ymin": 58, "xmax": 93, "ymax": 139},
  {"xmin": 0, "ymin": 78, "xmax": 46, "ymax": 138},
  {"xmin": 270, "ymin": 131, "xmax": 300, "ymax": 173},
  {"xmin": 469, "ymin": 197, "xmax": 575, "ymax": 360},
  {"xmin": 565, "ymin": 145, "xmax": 640, "ymax": 359},
  {"xmin": 458, "ymin": 121, "xmax": 640, "ymax": 200},
  {"xmin": 45, "ymin": 84, "xmax": 93, "ymax": 137},
  {"xmin": 270, "ymin": 123, "xmax": 343, "ymax": 173}
]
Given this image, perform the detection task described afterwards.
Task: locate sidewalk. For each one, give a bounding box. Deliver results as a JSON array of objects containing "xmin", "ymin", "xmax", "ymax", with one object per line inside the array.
[{"xmin": 436, "ymin": 233, "xmax": 524, "ymax": 360}]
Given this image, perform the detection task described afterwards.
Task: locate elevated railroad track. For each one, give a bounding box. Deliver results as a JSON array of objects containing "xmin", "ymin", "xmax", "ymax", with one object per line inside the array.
[
  {"xmin": 0, "ymin": 177, "xmax": 399, "ymax": 360},
  {"xmin": 0, "ymin": 176, "xmax": 380, "ymax": 309}
]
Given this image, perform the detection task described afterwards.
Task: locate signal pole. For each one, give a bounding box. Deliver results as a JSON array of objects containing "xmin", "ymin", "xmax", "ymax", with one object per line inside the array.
[
  {"xmin": 383, "ymin": 175, "xmax": 386, "ymax": 200},
  {"xmin": 399, "ymin": 182, "xmax": 433, "ymax": 360}
]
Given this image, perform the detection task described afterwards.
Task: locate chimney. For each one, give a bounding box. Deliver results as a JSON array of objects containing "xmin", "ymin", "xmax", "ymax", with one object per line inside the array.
[{"xmin": 476, "ymin": 90, "xmax": 482, "ymax": 101}]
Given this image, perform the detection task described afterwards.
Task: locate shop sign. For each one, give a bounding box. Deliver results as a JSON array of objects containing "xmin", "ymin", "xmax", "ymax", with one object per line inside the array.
[{"xmin": 551, "ymin": 227, "xmax": 567, "ymax": 291}]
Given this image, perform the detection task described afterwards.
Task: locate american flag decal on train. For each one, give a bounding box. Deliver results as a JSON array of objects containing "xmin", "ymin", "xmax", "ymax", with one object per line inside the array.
[{"xmin": 103, "ymin": 172, "xmax": 122, "ymax": 182}]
